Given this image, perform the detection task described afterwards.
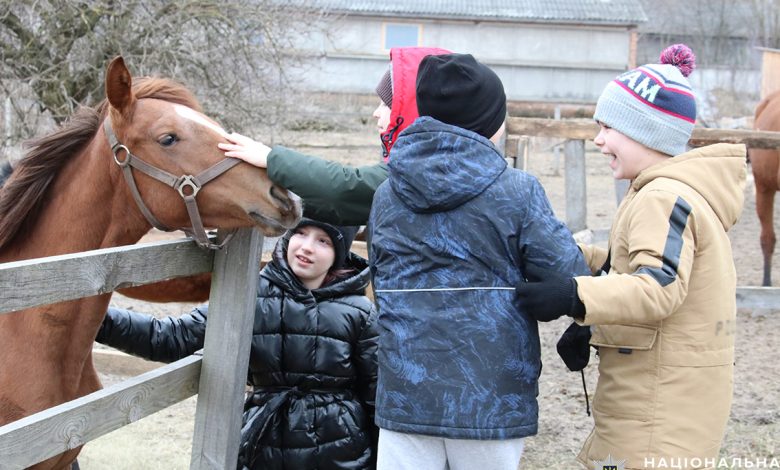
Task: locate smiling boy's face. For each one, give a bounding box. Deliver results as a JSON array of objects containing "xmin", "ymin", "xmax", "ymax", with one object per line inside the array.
[{"xmin": 594, "ymin": 122, "xmax": 668, "ymax": 181}]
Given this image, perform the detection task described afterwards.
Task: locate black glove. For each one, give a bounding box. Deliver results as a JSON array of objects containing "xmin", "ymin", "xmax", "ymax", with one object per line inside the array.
[
  {"xmin": 515, "ymin": 263, "xmax": 585, "ymax": 322},
  {"xmin": 556, "ymin": 322, "xmax": 592, "ymax": 371}
]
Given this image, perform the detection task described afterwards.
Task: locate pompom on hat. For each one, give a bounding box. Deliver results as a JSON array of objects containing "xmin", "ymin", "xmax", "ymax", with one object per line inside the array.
[{"xmin": 593, "ymin": 44, "xmax": 697, "ymax": 156}]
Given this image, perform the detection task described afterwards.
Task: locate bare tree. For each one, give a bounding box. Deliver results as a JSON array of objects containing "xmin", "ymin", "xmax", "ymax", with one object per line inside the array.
[
  {"xmin": 749, "ymin": 0, "xmax": 780, "ymax": 49},
  {"xmin": 637, "ymin": 0, "xmax": 757, "ymax": 68},
  {"xmin": 0, "ymin": 0, "xmax": 332, "ymax": 144}
]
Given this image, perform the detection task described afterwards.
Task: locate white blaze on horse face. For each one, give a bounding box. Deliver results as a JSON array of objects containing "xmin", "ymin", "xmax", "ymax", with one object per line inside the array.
[{"xmin": 173, "ymin": 104, "xmax": 229, "ymax": 139}]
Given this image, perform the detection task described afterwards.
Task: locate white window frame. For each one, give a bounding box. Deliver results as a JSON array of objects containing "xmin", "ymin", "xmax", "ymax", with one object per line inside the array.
[{"xmin": 382, "ymin": 22, "xmax": 423, "ymax": 51}]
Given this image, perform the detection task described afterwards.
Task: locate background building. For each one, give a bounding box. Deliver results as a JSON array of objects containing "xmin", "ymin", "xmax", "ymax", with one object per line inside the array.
[{"xmin": 296, "ymin": 0, "xmax": 647, "ymax": 103}]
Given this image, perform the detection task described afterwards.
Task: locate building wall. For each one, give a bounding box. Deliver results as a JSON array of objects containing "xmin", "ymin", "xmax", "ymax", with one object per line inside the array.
[{"xmin": 294, "ymin": 16, "xmax": 636, "ymax": 103}]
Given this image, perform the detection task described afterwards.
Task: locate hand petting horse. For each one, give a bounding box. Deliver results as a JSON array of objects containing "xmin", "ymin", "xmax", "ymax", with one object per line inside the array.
[{"xmin": 0, "ymin": 57, "xmax": 301, "ymax": 470}]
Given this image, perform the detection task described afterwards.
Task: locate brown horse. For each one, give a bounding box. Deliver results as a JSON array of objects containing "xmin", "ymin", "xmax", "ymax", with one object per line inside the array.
[
  {"xmin": 0, "ymin": 57, "xmax": 301, "ymax": 470},
  {"xmin": 751, "ymin": 90, "xmax": 780, "ymax": 286}
]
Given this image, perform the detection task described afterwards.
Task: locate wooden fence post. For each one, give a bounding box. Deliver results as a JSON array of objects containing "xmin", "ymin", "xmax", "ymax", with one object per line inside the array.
[
  {"xmin": 614, "ymin": 179, "xmax": 630, "ymax": 206},
  {"xmin": 190, "ymin": 228, "xmax": 263, "ymax": 469},
  {"xmin": 564, "ymin": 139, "xmax": 587, "ymax": 232}
]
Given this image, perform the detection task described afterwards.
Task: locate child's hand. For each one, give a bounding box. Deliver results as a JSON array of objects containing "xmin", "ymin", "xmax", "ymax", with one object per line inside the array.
[{"xmin": 218, "ymin": 132, "xmax": 271, "ymax": 168}]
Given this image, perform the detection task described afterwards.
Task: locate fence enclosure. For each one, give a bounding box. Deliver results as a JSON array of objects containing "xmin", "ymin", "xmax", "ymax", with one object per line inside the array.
[{"xmin": 0, "ymin": 228, "xmax": 263, "ymax": 469}]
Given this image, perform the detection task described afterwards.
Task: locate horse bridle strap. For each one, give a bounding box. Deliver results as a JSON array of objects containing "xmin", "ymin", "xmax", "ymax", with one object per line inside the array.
[{"xmin": 104, "ymin": 119, "xmax": 239, "ymax": 250}]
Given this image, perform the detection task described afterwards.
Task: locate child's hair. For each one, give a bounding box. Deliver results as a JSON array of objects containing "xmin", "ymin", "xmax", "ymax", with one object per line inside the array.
[
  {"xmin": 593, "ymin": 44, "xmax": 697, "ymax": 156},
  {"xmin": 322, "ymin": 267, "xmax": 358, "ymax": 287}
]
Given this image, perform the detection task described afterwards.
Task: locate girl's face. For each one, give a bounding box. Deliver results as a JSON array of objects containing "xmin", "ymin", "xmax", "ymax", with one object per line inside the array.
[
  {"xmin": 373, "ymin": 101, "xmax": 392, "ymax": 133},
  {"xmin": 286, "ymin": 225, "xmax": 336, "ymax": 289},
  {"xmin": 593, "ymin": 122, "xmax": 667, "ymax": 180}
]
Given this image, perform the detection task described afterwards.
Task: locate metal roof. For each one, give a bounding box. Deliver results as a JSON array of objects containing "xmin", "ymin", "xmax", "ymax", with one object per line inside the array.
[{"xmin": 311, "ymin": 0, "xmax": 647, "ymax": 25}]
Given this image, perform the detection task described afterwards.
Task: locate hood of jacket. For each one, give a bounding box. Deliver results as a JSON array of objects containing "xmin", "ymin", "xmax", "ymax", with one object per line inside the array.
[
  {"xmin": 261, "ymin": 232, "xmax": 370, "ymax": 301},
  {"xmin": 380, "ymin": 46, "xmax": 451, "ymax": 161},
  {"xmin": 633, "ymin": 143, "xmax": 747, "ymax": 231},
  {"xmin": 387, "ymin": 116, "xmax": 507, "ymax": 213}
]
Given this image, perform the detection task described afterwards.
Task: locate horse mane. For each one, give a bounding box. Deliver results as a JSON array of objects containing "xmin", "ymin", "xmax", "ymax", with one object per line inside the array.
[{"xmin": 0, "ymin": 77, "xmax": 201, "ymax": 251}]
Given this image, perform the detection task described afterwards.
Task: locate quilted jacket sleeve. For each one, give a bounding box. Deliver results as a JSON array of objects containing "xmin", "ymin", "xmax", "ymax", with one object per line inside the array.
[
  {"xmin": 578, "ymin": 243, "xmax": 609, "ymax": 275},
  {"xmin": 95, "ymin": 306, "xmax": 208, "ymax": 363},
  {"xmin": 353, "ymin": 300, "xmax": 379, "ymax": 443},
  {"xmin": 517, "ymin": 177, "xmax": 591, "ymax": 278}
]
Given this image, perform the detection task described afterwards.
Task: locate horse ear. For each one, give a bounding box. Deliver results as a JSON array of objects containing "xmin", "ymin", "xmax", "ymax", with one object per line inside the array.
[{"xmin": 105, "ymin": 56, "xmax": 135, "ymax": 115}]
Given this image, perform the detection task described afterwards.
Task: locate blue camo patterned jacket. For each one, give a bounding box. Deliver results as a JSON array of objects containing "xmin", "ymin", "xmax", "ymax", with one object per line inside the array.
[{"xmin": 368, "ymin": 117, "xmax": 589, "ymax": 439}]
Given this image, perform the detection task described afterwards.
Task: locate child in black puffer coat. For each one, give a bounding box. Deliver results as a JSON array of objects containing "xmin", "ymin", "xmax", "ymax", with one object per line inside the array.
[{"xmin": 96, "ymin": 218, "xmax": 378, "ymax": 470}]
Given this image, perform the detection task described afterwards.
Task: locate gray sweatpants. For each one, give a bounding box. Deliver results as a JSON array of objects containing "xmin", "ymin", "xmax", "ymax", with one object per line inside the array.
[{"xmin": 377, "ymin": 428, "xmax": 525, "ymax": 470}]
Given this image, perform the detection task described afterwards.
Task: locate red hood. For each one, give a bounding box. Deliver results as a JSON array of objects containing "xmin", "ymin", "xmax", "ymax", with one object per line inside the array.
[{"xmin": 380, "ymin": 46, "xmax": 452, "ymax": 161}]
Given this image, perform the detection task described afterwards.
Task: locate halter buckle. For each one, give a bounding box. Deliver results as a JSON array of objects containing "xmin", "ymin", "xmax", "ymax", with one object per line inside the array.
[
  {"xmin": 176, "ymin": 175, "xmax": 201, "ymax": 198},
  {"xmin": 112, "ymin": 145, "xmax": 131, "ymax": 167}
]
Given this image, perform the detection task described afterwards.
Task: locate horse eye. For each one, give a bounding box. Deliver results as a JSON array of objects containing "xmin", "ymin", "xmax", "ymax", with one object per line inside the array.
[{"xmin": 158, "ymin": 134, "xmax": 178, "ymax": 147}]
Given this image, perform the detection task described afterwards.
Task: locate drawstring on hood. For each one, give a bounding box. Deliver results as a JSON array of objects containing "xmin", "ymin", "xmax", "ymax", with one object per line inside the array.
[{"xmin": 381, "ymin": 116, "xmax": 404, "ymax": 161}]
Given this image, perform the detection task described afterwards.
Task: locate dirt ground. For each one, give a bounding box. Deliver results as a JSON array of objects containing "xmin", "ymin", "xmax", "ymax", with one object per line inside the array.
[{"xmin": 78, "ymin": 127, "xmax": 780, "ymax": 469}]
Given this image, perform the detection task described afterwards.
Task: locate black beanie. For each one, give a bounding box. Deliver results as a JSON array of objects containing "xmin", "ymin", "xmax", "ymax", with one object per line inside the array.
[
  {"xmin": 416, "ymin": 53, "xmax": 507, "ymax": 139},
  {"xmin": 293, "ymin": 218, "xmax": 359, "ymax": 269}
]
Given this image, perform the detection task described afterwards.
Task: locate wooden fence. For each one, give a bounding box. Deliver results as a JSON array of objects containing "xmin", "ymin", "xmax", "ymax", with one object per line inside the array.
[
  {"xmin": 505, "ymin": 117, "xmax": 780, "ymax": 310},
  {"xmin": 0, "ymin": 228, "xmax": 264, "ymax": 469}
]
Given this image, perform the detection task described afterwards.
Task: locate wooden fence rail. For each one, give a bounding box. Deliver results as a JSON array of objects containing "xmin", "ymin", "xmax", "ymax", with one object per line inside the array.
[
  {"xmin": 506, "ymin": 117, "xmax": 780, "ymax": 149},
  {"xmin": 0, "ymin": 238, "xmax": 213, "ymax": 314},
  {"xmin": 0, "ymin": 229, "xmax": 263, "ymax": 470}
]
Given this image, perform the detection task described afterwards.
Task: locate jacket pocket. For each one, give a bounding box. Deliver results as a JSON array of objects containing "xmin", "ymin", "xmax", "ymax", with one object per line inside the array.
[
  {"xmin": 589, "ymin": 324, "xmax": 658, "ymax": 350},
  {"xmin": 591, "ymin": 324, "xmax": 659, "ymax": 420}
]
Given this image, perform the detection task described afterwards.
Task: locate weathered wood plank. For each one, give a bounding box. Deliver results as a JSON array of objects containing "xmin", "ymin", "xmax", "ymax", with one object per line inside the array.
[
  {"xmin": 507, "ymin": 117, "xmax": 597, "ymax": 140},
  {"xmin": 736, "ymin": 286, "xmax": 780, "ymax": 310},
  {"xmin": 506, "ymin": 117, "xmax": 780, "ymax": 149},
  {"xmin": 0, "ymin": 355, "xmax": 201, "ymax": 469},
  {"xmin": 687, "ymin": 127, "xmax": 780, "ymax": 148},
  {"xmin": 564, "ymin": 140, "xmax": 587, "ymax": 232},
  {"xmin": 190, "ymin": 228, "xmax": 263, "ymax": 470},
  {"xmin": 0, "ymin": 238, "xmax": 213, "ymax": 315}
]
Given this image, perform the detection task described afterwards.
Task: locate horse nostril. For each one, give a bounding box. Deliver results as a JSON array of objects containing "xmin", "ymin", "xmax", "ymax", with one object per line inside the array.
[{"xmin": 269, "ymin": 186, "xmax": 292, "ymax": 213}]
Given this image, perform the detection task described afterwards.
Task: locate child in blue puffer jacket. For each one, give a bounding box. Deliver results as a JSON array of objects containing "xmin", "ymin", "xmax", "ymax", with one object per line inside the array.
[{"xmin": 368, "ymin": 53, "xmax": 589, "ymax": 470}]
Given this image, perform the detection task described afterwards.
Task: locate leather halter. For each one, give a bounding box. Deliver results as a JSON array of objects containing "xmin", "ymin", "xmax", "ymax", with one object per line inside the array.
[{"xmin": 104, "ymin": 119, "xmax": 239, "ymax": 249}]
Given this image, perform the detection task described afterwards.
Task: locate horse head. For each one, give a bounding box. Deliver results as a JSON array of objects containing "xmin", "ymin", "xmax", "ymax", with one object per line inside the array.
[{"xmin": 104, "ymin": 57, "xmax": 301, "ymax": 240}]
